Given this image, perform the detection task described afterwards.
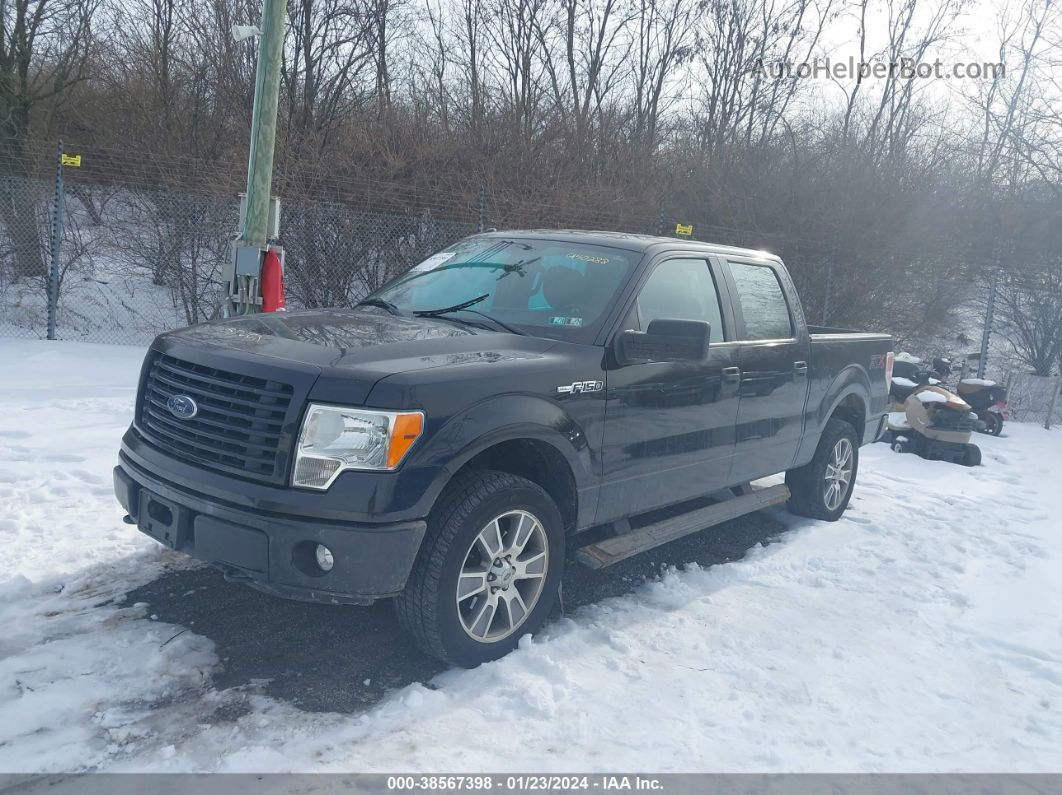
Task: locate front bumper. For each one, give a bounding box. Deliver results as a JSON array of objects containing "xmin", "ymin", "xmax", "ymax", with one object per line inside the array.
[{"xmin": 114, "ymin": 457, "xmax": 427, "ymax": 605}]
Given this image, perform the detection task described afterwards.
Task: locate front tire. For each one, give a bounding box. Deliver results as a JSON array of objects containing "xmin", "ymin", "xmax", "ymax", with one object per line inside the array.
[
  {"xmin": 394, "ymin": 470, "xmax": 565, "ymax": 668},
  {"xmin": 786, "ymin": 418, "xmax": 859, "ymax": 521}
]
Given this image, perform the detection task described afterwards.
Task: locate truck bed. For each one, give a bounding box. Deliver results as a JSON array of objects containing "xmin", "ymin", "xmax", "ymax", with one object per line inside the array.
[{"xmin": 805, "ymin": 326, "xmax": 892, "ymax": 446}]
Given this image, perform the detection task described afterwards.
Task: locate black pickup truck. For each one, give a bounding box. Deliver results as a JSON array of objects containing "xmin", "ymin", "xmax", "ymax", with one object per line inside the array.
[{"xmin": 114, "ymin": 230, "xmax": 892, "ymax": 666}]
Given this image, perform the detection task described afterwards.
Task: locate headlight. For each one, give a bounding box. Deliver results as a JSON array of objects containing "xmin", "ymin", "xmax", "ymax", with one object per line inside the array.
[{"xmin": 292, "ymin": 404, "xmax": 424, "ymax": 489}]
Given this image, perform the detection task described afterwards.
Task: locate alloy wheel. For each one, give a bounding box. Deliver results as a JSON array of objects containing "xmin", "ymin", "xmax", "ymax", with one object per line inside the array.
[
  {"xmin": 456, "ymin": 510, "xmax": 549, "ymax": 642},
  {"xmin": 823, "ymin": 437, "xmax": 853, "ymax": 511}
]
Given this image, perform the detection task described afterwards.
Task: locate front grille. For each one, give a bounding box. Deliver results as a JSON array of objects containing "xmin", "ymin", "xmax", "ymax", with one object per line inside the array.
[{"xmin": 139, "ymin": 353, "xmax": 295, "ymax": 483}]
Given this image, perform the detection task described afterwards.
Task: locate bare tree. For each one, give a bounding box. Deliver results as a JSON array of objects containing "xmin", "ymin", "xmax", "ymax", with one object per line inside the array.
[
  {"xmin": 0, "ymin": 0, "xmax": 94, "ymax": 277},
  {"xmin": 281, "ymin": 0, "xmax": 378, "ymax": 154},
  {"xmin": 537, "ymin": 0, "xmax": 629, "ymax": 153},
  {"xmin": 994, "ymin": 261, "xmax": 1062, "ymax": 376},
  {"xmin": 110, "ymin": 189, "xmax": 235, "ymax": 324},
  {"xmin": 458, "ymin": 0, "xmax": 487, "ymax": 133},
  {"xmin": 970, "ymin": 0, "xmax": 1054, "ymax": 186},
  {"xmin": 630, "ymin": 0, "xmax": 695, "ymax": 150},
  {"xmin": 694, "ymin": 0, "xmax": 831, "ymax": 158},
  {"xmin": 366, "ymin": 0, "xmax": 412, "ymax": 114},
  {"xmin": 484, "ymin": 0, "xmax": 550, "ymax": 144},
  {"xmin": 838, "ymin": 0, "xmax": 968, "ymax": 166}
]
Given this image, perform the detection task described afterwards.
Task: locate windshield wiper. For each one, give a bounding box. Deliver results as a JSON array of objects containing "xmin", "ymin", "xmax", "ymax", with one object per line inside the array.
[
  {"xmin": 453, "ymin": 308, "xmax": 527, "ymax": 336},
  {"xmin": 413, "ymin": 294, "xmax": 490, "ymax": 317},
  {"xmin": 413, "ymin": 294, "xmax": 527, "ymax": 336},
  {"xmin": 355, "ymin": 297, "xmax": 403, "ymax": 316}
]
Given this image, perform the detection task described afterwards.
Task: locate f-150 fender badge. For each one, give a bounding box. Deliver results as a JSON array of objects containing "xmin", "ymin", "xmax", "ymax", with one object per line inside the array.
[{"xmin": 557, "ymin": 380, "xmax": 603, "ymax": 395}]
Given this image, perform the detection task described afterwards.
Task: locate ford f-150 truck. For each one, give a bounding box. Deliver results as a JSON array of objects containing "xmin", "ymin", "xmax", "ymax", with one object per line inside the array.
[{"xmin": 114, "ymin": 230, "xmax": 893, "ymax": 666}]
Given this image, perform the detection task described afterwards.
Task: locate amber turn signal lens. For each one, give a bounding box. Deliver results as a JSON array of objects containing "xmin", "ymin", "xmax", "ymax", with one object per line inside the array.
[{"xmin": 387, "ymin": 412, "xmax": 424, "ymax": 469}]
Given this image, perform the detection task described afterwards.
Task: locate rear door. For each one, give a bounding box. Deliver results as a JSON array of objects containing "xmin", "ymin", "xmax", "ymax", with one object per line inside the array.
[
  {"xmin": 597, "ymin": 255, "xmax": 741, "ymax": 523},
  {"xmin": 721, "ymin": 257, "xmax": 811, "ymax": 483}
]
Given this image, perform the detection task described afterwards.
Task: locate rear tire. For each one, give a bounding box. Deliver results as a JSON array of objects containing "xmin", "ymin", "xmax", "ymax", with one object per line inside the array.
[
  {"xmin": 786, "ymin": 418, "xmax": 859, "ymax": 521},
  {"xmin": 394, "ymin": 470, "xmax": 565, "ymax": 668},
  {"xmin": 962, "ymin": 444, "xmax": 982, "ymax": 467},
  {"xmin": 986, "ymin": 413, "xmax": 1003, "ymax": 436}
]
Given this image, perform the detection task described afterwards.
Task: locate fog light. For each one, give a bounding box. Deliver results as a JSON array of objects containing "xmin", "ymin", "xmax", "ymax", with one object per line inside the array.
[{"xmin": 315, "ymin": 544, "xmax": 334, "ymax": 572}]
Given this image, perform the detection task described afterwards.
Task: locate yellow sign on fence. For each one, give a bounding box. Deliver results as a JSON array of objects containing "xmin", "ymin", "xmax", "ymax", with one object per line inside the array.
[
  {"xmin": 675, "ymin": 223, "xmax": 693, "ymax": 237},
  {"xmin": 60, "ymin": 154, "xmax": 82, "ymax": 167}
]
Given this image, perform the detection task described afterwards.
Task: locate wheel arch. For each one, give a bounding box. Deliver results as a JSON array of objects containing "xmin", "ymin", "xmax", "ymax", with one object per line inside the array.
[
  {"xmin": 448, "ymin": 438, "xmax": 579, "ymax": 534},
  {"xmin": 817, "ymin": 363, "xmax": 873, "ymax": 438},
  {"xmin": 410, "ymin": 393, "xmax": 596, "ymax": 534},
  {"xmin": 829, "ymin": 391, "xmax": 867, "ymax": 435},
  {"xmin": 793, "ymin": 370, "xmax": 872, "ymax": 469}
]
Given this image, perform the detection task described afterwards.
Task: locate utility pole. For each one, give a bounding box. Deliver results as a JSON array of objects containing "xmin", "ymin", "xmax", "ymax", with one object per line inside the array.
[
  {"xmin": 240, "ymin": 0, "xmax": 285, "ymax": 247},
  {"xmin": 225, "ymin": 0, "xmax": 286, "ymax": 315},
  {"xmin": 977, "ymin": 273, "xmax": 998, "ymax": 379},
  {"xmin": 1045, "ymin": 377, "xmax": 1060, "ymax": 430},
  {"xmin": 46, "ymin": 141, "xmax": 65, "ymax": 340}
]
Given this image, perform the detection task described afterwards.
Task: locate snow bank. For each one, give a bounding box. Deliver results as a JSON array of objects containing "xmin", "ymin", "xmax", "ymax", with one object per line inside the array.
[
  {"xmin": 0, "ymin": 340, "xmax": 150, "ymax": 581},
  {"xmin": 1, "ymin": 339, "xmax": 1061, "ymax": 774},
  {"xmin": 961, "ymin": 378, "xmax": 998, "ymax": 387},
  {"xmin": 0, "ymin": 564, "xmax": 216, "ymax": 772}
]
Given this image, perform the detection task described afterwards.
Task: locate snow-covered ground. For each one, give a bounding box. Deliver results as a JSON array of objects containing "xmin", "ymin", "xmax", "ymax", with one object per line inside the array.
[{"xmin": 1, "ymin": 338, "xmax": 1061, "ymax": 774}]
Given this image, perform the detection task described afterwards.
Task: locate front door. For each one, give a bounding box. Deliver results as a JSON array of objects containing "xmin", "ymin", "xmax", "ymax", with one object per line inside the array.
[
  {"xmin": 723, "ymin": 258, "xmax": 810, "ymax": 483},
  {"xmin": 597, "ymin": 256, "xmax": 741, "ymax": 524}
]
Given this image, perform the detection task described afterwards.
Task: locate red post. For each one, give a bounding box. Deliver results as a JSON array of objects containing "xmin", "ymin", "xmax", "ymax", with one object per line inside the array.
[{"xmin": 261, "ymin": 246, "xmax": 286, "ymax": 312}]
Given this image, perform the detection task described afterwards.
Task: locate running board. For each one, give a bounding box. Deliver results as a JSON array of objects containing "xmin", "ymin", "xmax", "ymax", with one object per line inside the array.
[{"xmin": 575, "ymin": 484, "xmax": 790, "ymax": 569}]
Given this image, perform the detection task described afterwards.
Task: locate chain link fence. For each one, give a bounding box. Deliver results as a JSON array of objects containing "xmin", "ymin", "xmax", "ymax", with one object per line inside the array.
[
  {"xmin": 0, "ymin": 140, "xmax": 1009, "ymax": 349},
  {"xmin": 0, "ymin": 159, "xmax": 482, "ymax": 344},
  {"xmin": 1000, "ymin": 372, "xmax": 1062, "ymax": 429}
]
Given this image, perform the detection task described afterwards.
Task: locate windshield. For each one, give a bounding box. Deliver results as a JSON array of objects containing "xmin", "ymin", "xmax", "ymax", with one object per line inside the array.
[{"xmin": 367, "ymin": 237, "xmax": 638, "ymax": 341}]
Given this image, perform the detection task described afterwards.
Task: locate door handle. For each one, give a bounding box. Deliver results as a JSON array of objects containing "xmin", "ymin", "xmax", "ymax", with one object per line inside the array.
[
  {"xmin": 794, "ymin": 361, "xmax": 809, "ymax": 377},
  {"xmin": 722, "ymin": 366, "xmax": 741, "ymax": 382}
]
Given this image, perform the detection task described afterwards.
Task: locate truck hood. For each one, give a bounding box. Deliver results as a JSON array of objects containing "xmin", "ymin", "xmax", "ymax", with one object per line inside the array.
[{"xmin": 161, "ymin": 308, "xmax": 556, "ymax": 404}]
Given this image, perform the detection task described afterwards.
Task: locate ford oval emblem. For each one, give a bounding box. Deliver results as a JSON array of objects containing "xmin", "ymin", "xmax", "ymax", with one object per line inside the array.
[{"xmin": 166, "ymin": 394, "xmax": 199, "ymax": 420}]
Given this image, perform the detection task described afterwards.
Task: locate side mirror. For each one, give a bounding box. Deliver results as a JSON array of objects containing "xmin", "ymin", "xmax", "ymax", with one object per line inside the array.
[{"xmin": 616, "ymin": 319, "xmax": 710, "ymax": 365}]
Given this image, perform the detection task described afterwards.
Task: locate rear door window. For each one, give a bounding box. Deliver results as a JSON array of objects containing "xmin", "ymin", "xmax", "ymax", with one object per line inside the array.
[{"xmin": 727, "ymin": 262, "xmax": 793, "ymax": 340}]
